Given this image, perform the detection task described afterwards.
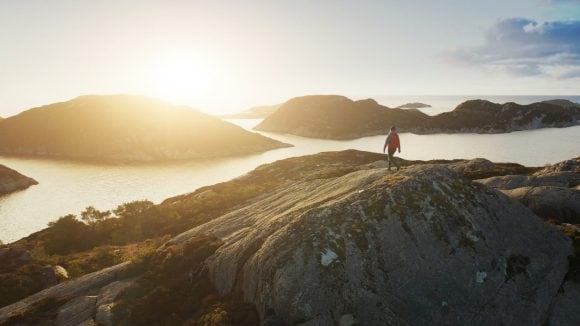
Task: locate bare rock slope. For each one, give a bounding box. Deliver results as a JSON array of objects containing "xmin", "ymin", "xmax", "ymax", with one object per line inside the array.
[{"xmin": 169, "ymin": 154, "xmax": 571, "ymax": 324}]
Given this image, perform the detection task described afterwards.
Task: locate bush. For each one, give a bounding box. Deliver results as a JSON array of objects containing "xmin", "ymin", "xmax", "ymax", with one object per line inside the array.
[{"xmin": 45, "ymin": 215, "xmax": 91, "ymax": 254}]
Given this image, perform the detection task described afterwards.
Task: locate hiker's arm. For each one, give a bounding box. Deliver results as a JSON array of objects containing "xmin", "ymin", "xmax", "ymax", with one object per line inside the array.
[{"xmin": 383, "ymin": 136, "xmax": 390, "ymax": 153}]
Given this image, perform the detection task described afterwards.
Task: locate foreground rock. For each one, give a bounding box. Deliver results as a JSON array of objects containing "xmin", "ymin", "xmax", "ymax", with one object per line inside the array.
[
  {"xmin": 168, "ymin": 155, "xmax": 571, "ymax": 324},
  {"xmin": 0, "ymin": 164, "xmax": 38, "ymax": 195},
  {"xmin": 0, "ymin": 95, "xmax": 289, "ymax": 162},
  {"xmin": 1, "ymin": 151, "xmax": 576, "ymax": 325},
  {"xmin": 478, "ymin": 157, "xmax": 580, "ymax": 223},
  {"xmin": 254, "ymin": 95, "xmax": 580, "ymax": 139}
]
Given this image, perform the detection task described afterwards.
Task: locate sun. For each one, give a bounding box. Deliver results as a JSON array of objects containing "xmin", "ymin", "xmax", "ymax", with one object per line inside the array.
[{"xmin": 146, "ymin": 54, "xmax": 212, "ymax": 105}]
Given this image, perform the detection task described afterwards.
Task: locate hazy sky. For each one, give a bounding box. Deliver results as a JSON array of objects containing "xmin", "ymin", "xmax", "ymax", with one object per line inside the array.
[{"xmin": 1, "ymin": 0, "xmax": 579, "ymax": 116}]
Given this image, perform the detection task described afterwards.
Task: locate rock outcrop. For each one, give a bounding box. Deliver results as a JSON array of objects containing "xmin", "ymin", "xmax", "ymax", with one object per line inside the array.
[
  {"xmin": 254, "ymin": 95, "xmax": 580, "ymax": 139},
  {"xmin": 478, "ymin": 157, "xmax": 580, "ymax": 223},
  {"xmin": 1, "ymin": 150, "xmax": 576, "ymax": 325},
  {"xmin": 0, "ymin": 164, "xmax": 38, "ymax": 195},
  {"xmin": 0, "ymin": 95, "xmax": 289, "ymax": 162},
  {"xmin": 167, "ymin": 154, "xmax": 571, "ymax": 324}
]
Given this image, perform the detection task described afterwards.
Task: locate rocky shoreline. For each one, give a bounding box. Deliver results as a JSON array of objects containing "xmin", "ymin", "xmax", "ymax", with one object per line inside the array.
[{"xmin": 0, "ymin": 164, "xmax": 38, "ymax": 196}]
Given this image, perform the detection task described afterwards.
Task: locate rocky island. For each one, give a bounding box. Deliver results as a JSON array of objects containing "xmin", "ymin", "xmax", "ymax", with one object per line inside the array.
[
  {"xmin": 0, "ymin": 95, "xmax": 289, "ymax": 162},
  {"xmin": 222, "ymin": 104, "xmax": 281, "ymax": 119},
  {"xmin": 395, "ymin": 102, "xmax": 431, "ymax": 109},
  {"xmin": 254, "ymin": 95, "xmax": 580, "ymax": 139},
  {"xmin": 0, "ymin": 165, "xmax": 38, "ymax": 195},
  {"xmin": 1, "ymin": 150, "xmax": 578, "ymax": 325}
]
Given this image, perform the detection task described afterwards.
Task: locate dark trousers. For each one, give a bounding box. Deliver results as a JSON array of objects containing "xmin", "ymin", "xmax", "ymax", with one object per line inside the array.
[{"xmin": 388, "ymin": 148, "xmax": 400, "ymax": 170}]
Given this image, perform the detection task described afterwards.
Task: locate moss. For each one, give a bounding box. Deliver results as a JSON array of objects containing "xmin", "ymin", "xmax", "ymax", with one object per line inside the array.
[
  {"xmin": 459, "ymin": 236, "xmax": 476, "ymax": 252},
  {"xmin": 505, "ymin": 254, "xmax": 530, "ymax": 281}
]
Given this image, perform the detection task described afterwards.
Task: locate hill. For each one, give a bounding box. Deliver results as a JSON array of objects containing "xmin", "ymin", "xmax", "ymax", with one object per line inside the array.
[
  {"xmin": 221, "ymin": 104, "xmax": 281, "ymax": 119},
  {"xmin": 0, "ymin": 95, "xmax": 289, "ymax": 162},
  {"xmin": 254, "ymin": 95, "xmax": 429, "ymax": 139},
  {"xmin": 0, "ymin": 165, "xmax": 38, "ymax": 195},
  {"xmin": 1, "ymin": 150, "xmax": 578, "ymax": 325},
  {"xmin": 254, "ymin": 95, "xmax": 580, "ymax": 139}
]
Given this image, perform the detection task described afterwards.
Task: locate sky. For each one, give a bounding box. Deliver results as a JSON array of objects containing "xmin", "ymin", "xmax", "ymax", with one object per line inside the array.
[{"xmin": 1, "ymin": 0, "xmax": 580, "ymax": 116}]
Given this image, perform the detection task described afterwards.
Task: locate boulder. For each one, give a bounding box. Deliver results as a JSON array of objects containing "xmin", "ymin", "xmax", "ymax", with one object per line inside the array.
[
  {"xmin": 501, "ymin": 186, "xmax": 580, "ymax": 223},
  {"xmin": 535, "ymin": 157, "xmax": 580, "ymax": 175},
  {"xmin": 41, "ymin": 265, "xmax": 69, "ymax": 287},
  {"xmin": 449, "ymin": 158, "xmax": 495, "ymax": 174},
  {"xmin": 169, "ymin": 164, "xmax": 571, "ymax": 325},
  {"xmin": 55, "ymin": 296, "xmax": 97, "ymax": 326}
]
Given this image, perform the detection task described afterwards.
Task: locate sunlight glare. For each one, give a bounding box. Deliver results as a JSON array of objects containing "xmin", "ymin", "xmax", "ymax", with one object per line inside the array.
[{"xmin": 147, "ymin": 54, "xmax": 213, "ymax": 105}]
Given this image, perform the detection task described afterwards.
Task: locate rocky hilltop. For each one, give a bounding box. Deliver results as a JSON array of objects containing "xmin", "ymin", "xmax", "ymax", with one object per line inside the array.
[
  {"xmin": 254, "ymin": 95, "xmax": 580, "ymax": 139},
  {"xmin": 1, "ymin": 151, "xmax": 578, "ymax": 325},
  {"xmin": 0, "ymin": 95, "xmax": 289, "ymax": 162},
  {"xmin": 0, "ymin": 164, "xmax": 38, "ymax": 195},
  {"xmin": 222, "ymin": 104, "xmax": 281, "ymax": 119}
]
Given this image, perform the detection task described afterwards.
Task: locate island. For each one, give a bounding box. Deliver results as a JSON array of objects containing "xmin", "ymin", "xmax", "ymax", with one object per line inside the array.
[
  {"xmin": 0, "ymin": 95, "xmax": 290, "ymax": 162},
  {"xmin": 395, "ymin": 102, "xmax": 431, "ymax": 109},
  {"xmin": 0, "ymin": 165, "xmax": 38, "ymax": 195},
  {"xmin": 221, "ymin": 104, "xmax": 281, "ymax": 119},
  {"xmin": 1, "ymin": 150, "xmax": 578, "ymax": 325},
  {"xmin": 254, "ymin": 95, "xmax": 580, "ymax": 139}
]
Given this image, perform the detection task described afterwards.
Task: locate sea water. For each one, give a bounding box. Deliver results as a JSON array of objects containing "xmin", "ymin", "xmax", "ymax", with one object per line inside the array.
[{"xmin": 1, "ymin": 95, "xmax": 579, "ymax": 243}]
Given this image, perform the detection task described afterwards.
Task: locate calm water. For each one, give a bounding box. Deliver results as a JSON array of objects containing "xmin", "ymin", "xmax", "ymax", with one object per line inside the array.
[{"xmin": 1, "ymin": 96, "xmax": 580, "ymax": 243}]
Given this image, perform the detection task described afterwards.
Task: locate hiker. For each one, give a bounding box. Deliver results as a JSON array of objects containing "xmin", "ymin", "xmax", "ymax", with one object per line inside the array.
[{"xmin": 383, "ymin": 126, "xmax": 401, "ymax": 171}]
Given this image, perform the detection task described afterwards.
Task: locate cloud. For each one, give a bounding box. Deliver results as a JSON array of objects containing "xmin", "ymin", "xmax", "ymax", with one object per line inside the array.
[{"xmin": 448, "ymin": 18, "xmax": 580, "ymax": 78}]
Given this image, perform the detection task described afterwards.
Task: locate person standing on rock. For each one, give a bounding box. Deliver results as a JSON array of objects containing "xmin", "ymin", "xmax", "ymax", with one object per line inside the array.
[{"xmin": 383, "ymin": 126, "xmax": 401, "ymax": 171}]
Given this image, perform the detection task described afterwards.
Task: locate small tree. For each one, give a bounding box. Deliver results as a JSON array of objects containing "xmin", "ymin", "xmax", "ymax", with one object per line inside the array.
[
  {"xmin": 113, "ymin": 200, "xmax": 154, "ymax": 220},
  {"xmin": 80, "ymin": 206, "xmax": 112, "ymax": 227},
  {"xmin": 46, "ymin": 214, "xmax": 90, "ymax": 254}
]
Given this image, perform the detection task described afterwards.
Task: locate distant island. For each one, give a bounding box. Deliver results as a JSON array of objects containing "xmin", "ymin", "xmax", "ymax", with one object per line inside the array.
[
  {"xmin": 0, "ymin": 150, "xmax": 577, "ymax": 324},
  {"xmin": 221, "ymin": 104, "xmax": 281, "ymax": 119},
  {"xmin": 0, "ymin": 165, "xmax": 38, "ymax": 195},
  {"xmin": 395, "ymin": 102, "xmax": 431, "ymax": 109},
  {"xmin": 254, "ymin": 95, "xmax": 580, "ymax": 139},
  {"xmin": 0, "ymin": 95, "xmax": 290, "ymax": 162}
]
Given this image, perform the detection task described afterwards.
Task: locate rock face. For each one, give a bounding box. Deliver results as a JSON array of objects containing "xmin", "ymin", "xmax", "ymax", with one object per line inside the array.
[
  {"xmin": 0, "ymin": 164, "xmax": 38, "ymax": 195},
  {"xmin": 478, "ymin": 157, "xmax": 580, "ymax": 223},
  {"xmin": 254, "ymin": 95, "xmax": 580, "ymax": 139},
  {"xmin": 0, "ymin": 95, "xmax": 289, "ymax": 162},
  {"xmin": 169, "ymin": 158, "xmax": 571, "ymax": 324}
]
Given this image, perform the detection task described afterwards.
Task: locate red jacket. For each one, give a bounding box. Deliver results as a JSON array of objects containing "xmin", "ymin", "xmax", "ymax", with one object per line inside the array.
[{"xmin": 386, "ymin": 132, "xmax": 400, "ymax": 151}]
